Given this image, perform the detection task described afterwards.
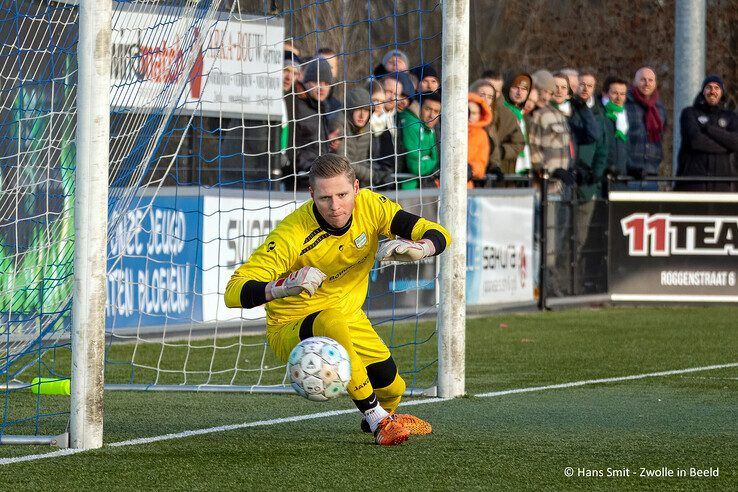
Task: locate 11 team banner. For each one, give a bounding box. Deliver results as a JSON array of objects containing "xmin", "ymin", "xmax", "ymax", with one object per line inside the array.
[{"xmin": 609, "ymin": 192, "xmax": 738, "ymax": 302}]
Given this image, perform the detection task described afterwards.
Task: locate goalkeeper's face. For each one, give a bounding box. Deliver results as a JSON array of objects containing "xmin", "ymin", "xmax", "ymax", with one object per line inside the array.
[{"xmin": 309, "ymin": 174, "xmax": 360, "ymax": 229}]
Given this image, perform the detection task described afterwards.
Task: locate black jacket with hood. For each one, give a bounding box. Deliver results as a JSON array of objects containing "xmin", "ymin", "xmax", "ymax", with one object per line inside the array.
[{"xmin": 676, "ymin": 78, "xmax": 738, "ymax": 192}]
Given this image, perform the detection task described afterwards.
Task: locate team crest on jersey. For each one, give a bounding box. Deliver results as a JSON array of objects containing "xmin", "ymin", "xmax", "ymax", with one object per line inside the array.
[
  {"xmin": 718, "ymin": 118, "xmax": 727, "ymax": 128},
  {"xmin": 355, "ymin": 232, "xmax": 367, "ymax": 248}
]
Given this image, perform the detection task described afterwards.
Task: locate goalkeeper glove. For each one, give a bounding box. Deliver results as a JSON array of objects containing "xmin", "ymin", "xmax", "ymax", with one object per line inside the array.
[
  {"xmin": 268, "ymin": 266, "xmax": 326, "ymax": 299},
  {"xmin": 375, "ymin": 239, "xmax": 434, "ymax": 263}
]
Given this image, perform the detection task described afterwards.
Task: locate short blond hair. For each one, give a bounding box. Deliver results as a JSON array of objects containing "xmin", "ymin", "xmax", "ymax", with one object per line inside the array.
[{"xmin": 308, "ymin": 153, "xmax": 356, "ymax": 187}]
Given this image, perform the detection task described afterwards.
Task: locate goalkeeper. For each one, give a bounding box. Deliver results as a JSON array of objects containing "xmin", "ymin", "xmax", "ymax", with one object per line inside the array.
[{"xmin": 225, "ymin": 153, "xmax": 450, "ymax": 446}]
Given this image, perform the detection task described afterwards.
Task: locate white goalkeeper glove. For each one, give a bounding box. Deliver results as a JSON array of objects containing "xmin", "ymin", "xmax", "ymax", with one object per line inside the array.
[
  {"xmin": 268, "ymin": 266, "xmax": 327, "ymax": 299},
  {"xmin": 375, "ymin": 239, "xmax": 434, "ymax": 263}
]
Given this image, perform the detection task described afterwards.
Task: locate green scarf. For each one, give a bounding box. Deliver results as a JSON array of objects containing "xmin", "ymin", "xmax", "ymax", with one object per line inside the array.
[
  {"xmin": 604, "ymin": 101, "xmax": 627, "ymax": 142},
  {"xmin": 504, "ymin": 100, "xmax": 523, "ymax": 121},
  {"xmin": 504, "ymin": 100, "xmax": 528, "ymax": 162}
]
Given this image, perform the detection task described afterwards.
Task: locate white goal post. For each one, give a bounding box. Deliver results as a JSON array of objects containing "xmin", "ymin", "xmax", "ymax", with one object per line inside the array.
[
  {"xmin": 437, "ymin": 0, "xmax": 469, "ymax": 398},
  {"xmin": 70, "ymin": 0, "xmax": 111, "ymax": 450}
]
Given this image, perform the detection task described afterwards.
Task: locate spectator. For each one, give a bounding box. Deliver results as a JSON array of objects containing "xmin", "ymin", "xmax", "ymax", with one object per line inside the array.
[
  {"xmin": 342, "ymin": 88, "xmax": 393, "ymax": 188},
  {"xmin": 369, "ymin": 80, "xmax": 390, "ymax": 134},
  {"xmin": 367, "ymin": 81, "xmax": 398, "ymax": 180},
  {"xmin": 498, "ymin": 72, "xmax": 531, "ymax": 175},
  {"xmin": 559, "ymin": 68, "xmax": 579, "ymax": 93},
  {"xmin": 316, "ymin": 48, "xmax": 344, "ymax": 130},
  {"xmin": 676, "ymin": 75, "xmax": 738, "ymax": 192},
  {"xmin": 282, "ymin": 52, "xmax": 300, "ymax": 93},
  {"xmin": 284, "ymin": 57, "xmax": 342, "ymax": 190},
  {"xmin": 469, "ymin": 79, "xmax": 501, "ymax": 176},
  {"xmin": 528, "ymin": 72, "xmax": 575, "ymax": 297},
  {"xmin": 317, "ymin": 47, "xmax": 340, "ymax": 80},
  {"xmin": 467, "ymin": 93, "xmax": 493, "ymax": 188},
  {"xmin": 571, "ymin": 70, "xmax": 608, "ymax": 201},
  {"xmin": 393, "ymin": 71, "xmax": 417, "ymax": 114},
  {"xmin": 283, "ymin": 38, "xmax": 300, "ymax": 59},
  {"xmin": 571, "ymin": 71, "xmax": 609, "ymax": 294},
  {"xmin": 278, "ymin": 52, "xmax": 301, "ymax": 178},
  {"xmin": 398, "ymin": 91, "xmax": 441, "ymax": 190},
  {"xmin": 380, "ymin": 75, "xmax": 407, "ymax": 144},
  {"xmin": 529, "ymin": 69, "xmax": 555, "ymax": 113},
  {"xmin": 528, "ymin": 72, "xmax": 573, "ymax": 184},
  {"xmin": 524, "ymin": 87, "xmax": 538, "ymax": 115},
  {"xmin": 374, "ymin": 49, "xmax": 410, "ymax": 78},
  {"xmin": 625, "ymin": 67, "xmax": 667, "ymax": 189},
  {"xmin": 411, "ymin": 64, "xmax": 440, "ymax": 93},
  {"xmin": 602, "ymin": 76, "xmax": 630, "ymax": 180},
  {"xmin": 480, "ymin": 69, "xmax": 504, "ymax": 96}
]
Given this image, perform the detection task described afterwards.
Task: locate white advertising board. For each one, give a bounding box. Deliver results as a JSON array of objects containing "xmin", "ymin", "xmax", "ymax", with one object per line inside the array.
[
  {"xmin": 466, "ymin": 193, "xmax": 535, "ymax": 305},
  {"xmin": 111, "ymin": 8, "xmax": 284, "ymax": 119},
  {"xmin": 201, "ymin": 195, "xmax": 300, "ymax": 322}
]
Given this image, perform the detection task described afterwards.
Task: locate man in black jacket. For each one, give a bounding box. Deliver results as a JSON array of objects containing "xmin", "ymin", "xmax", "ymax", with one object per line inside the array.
[
  {"xmin": 676, "ymin": 75, "xmax": 738, "ymax": 191},
  {"xmin": 284, "ymin": 58, "xmax": 343, "ymax": 190}
]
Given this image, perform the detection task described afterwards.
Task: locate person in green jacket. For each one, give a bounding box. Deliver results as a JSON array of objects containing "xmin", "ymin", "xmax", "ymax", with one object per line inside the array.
[{"xmin": 398, "ymin": 91, "xmax": 441, "ymax": 190}]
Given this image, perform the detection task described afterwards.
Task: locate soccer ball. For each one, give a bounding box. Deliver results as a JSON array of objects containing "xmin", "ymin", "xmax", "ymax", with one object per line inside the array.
[{"xmin": 287, "ymin": 337, "xmax": 351, "ymax": 402}]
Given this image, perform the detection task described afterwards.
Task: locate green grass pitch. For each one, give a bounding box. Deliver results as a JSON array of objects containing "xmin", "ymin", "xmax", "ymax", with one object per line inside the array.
[{"xmin": 1, "ymin": 306, "xmax": 737, "ymax": 490}]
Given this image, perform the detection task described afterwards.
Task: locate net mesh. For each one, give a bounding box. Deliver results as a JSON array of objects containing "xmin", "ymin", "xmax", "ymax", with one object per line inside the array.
[{"xmin": 2, "ymin": 0, "xmax": 443, "ymax": 438}]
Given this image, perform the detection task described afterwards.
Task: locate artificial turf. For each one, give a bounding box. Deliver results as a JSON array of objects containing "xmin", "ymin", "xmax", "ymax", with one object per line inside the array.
[{"xmin": 1, "ymin": 306, "xmax": 736, "ymax": 490}]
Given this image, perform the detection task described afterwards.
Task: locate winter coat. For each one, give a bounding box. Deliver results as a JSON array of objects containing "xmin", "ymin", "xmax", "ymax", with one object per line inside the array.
[
  {"xmin": 467, "ymin": 93, "xmax": 493, "ymax": 187},
  {"xmin": 675, "ymin": 96, "xmax": 738, "ymax": 192},
  {"xmin": 570, "ymin": 99, "xmax": 608, "ymax": 200},
  {"xmin": 603, "ymin": 112, "xmax": 630, "ymax": 178},
  {"xmin": 284, "ymin": 88, "xmax": 339, "ymax": 188},
  {"xmin": 527, "ymin": 105, "xmax": 572, "ymax": 172},
  {"xmin": 624, "ymin": 89, "xmax": 667, "ymax": 176},
  {"xmin": 343, "ymin": 119, "xmax": 394, "ymax": 188},
  {"xmin": 496, "ymin": 72, "xmax": 532, "ymax": 175},
  {"xmin": 398, "ymin": 109, "xmax": 439, "ymax": 190},
  {"xmin": 343, "ymin": 120, "xmax": 372, "ymax": 175},
  {"xmin": 494, "ymin": 99, "xmax": 525, "ymax": 175}
]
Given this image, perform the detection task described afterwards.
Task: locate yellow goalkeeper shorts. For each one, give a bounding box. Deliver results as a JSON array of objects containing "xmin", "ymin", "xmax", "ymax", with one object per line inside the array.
[{"xmin": 266, "ymin": 308, "xmax": 392, "ymax": 401}]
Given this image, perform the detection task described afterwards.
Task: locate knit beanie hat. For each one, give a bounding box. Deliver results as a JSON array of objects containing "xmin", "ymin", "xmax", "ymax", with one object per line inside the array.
[
  {"xmin": 284, "ymin": 51, "xmax": 301, "ymax": 68},
  {"xmin": 302, "ymin": 57, "xmax": 333, "ymax": 85},
  {"xmin": 411, "ymin": 64, "xmax": 439, "ymax": 83},
  {"xmin": 532, "ymin": 69, "xmax": 555, "ymax": 93},
  {"xmin": 345, "ymin": 88, "xmax": 372, "ymax": 110},
  {"xmin": 382, "ymin": 49, "xmax": 410, "ymax": 70},
  {"xmin": 397, "ymin": 71, "xmax": 415, "ymax": 97},
  {"xmin": 701, "ymin": 74, "xmax": 725, "ymax": 93}
]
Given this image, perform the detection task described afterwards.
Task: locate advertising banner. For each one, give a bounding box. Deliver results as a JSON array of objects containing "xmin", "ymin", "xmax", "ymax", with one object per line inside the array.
[
  {"xmin": 111, "ymin": 8, "xmax": 284, "ymax": 119},
  {"xmin": 609, "ymin": 192, "xmax": 738, "ymax": 301},
  {"xmin": 201, "ymin": 193, "xmax": 299, "ymax": 322},
  {"xmin": 466, "ymin": 192, "xmax": 535, "ymax": 306},
  {"xmin": 106, "ymin": 194, "xmax": 202, "ymax": 328}
]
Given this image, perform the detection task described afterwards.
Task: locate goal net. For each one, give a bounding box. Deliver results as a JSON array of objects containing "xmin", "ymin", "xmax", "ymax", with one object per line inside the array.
[{"xmin": 1, "ymin": 0, "xmax": 450, "ymax": 442}]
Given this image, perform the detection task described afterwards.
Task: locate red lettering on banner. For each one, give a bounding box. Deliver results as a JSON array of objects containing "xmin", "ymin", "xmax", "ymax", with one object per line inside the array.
[{"xmin": 621, "ymin": 213, "xmax": 738, "ymax": 257}]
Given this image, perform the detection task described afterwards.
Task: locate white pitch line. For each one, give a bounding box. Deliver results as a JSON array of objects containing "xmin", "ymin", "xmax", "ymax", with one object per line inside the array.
[
  {"xmin": 1, "ymin": 363, "xmax": 736, "ymax": 466},
  {"xmin": 474, "ymin": 362, "xmax": 738, "ymax": 397}
]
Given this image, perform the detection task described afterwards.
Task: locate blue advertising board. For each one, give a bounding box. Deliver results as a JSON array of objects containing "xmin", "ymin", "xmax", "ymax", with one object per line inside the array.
[{"xmin": 106, "ymin": 194, "xmax": 202, "ymax": 329}]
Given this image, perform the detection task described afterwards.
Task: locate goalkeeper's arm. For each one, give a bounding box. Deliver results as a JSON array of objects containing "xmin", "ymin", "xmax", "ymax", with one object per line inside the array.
[
  {"xmin": 235, "ymin": 266, "xmax": 326, "ymax": 309},
  {"xmin": 375, "ymin": 209, "xmax": 450, "ymax": 263}
]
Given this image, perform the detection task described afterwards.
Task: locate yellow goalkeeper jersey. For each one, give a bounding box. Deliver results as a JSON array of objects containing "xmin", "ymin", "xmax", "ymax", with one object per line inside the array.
[{"xmin": 224, "ymin": 189, "xmax": 450, "ymax": 326}]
